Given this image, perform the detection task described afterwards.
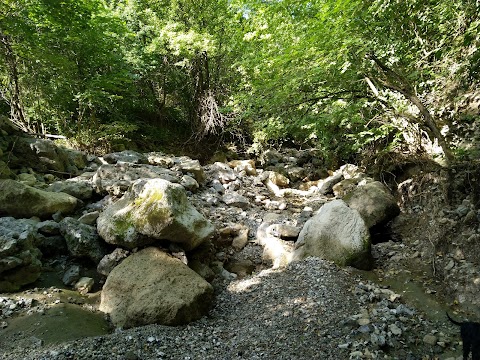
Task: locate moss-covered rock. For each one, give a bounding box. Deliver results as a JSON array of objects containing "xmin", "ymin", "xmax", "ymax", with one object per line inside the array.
[
  {"xmin": 0, "ymin": 179, "xmax": 78, "ymax": 219},
  {"xmin": 97, "ymin": 179, "xmax": 214, "ymax": 250}
]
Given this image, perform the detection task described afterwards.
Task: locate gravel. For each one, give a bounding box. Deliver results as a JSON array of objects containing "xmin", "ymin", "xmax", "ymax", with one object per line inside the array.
[{"xmin": 0, "ymin": 257, "xmax": 459, "ymax": 360}]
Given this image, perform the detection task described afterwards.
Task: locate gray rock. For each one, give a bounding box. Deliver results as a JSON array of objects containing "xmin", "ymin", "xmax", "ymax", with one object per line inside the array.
[
  {"xmin": 74, "ymin": 277, "xmax": 94, "ymax": 294},
  {"xmin": 59, "ymin": 217, "xmax": 106, "ymax": 263},
  {"xmin": 103, "ymin": 150, "xmax": 148, "ymax": 164},
  {"xmin": 260, "ymin": 149, "xmax": 282, "ymax": 165},
  {"xmin": 206, "ymin": 162, "xmax": 236, "ymax": 184},
  {"xmin": 78, "ymin": 211, "xmax": 100, "ymax": 225},
  {"xmin": 62, "ymin": 265, "xmax": 81, "ymax": 285},
  {"xmin": 93, "ymin": 163, "xmax": 180, "ymax": 196},
  {"xmin": 36, "ymin": 220, "xmax": 61, "ymax": 235},
  {"xmin": 222, "ymin": 192, "xmax": 250, "ymax": 209},
  {"xmin": 97, "ymin": 179, "xmax": 214, "ymax": 251},
  {"xmin": 423, "ymin": 334, "xmax": 437, "ymax": 346},
  {"xmin": 99, "ymin": 247, "xmax": 213, "ymax": 328},
  {"xmin": 17, "ymin": 173, "xmax": 37, "ymax": 186},
  {"xmin": 189, "ymin": 260, "xmax": 215, "ymax": 282},
  {"xmin": 65, "ymin": 148, "xmax": 88, "ymax": 170},
  {"xmin": 175, "ymin": 157, "xmax": 205, "ymax": 183},
  {"xmin": 292, "ymin": 200, "xmax": 373, "ymax": 270},
  {"xmin": 344, "ymin": 181, "xmax": 400, "ymax": 228},
  {"xmin": 0, "ymin": 180, "xmax": 78, "ymax": 219},
  {"xmin": 180, "ymin": 175, "xmax": 199, "ymax": 192},
  {"xmin": 97, "ymin": 248, "xmax": 130, "ymax": 276},
  {"xmin": 9, "ymin": 138, "xmax": 85, "ymax": 174},
  {"xmin": 285, "ymin": 166, "xmax": 306, "ymax": 182},
  {"xmin": 48, "ymin": 179, "xmax": 94, "ymax": 200},
  {"xmin": 317, "ymin": 173, "xmax": 344, "ymax": 194},
  {"xmin": 0, "ymin": 218, "xmax": 42, "ymax": 292},
  {"xmin": 211, "ymin": 179, "xmax": 225, "ymax": 194},
  {"xmin": 333, "ymin": 178, "xmax": 360, "ymax": 197}
]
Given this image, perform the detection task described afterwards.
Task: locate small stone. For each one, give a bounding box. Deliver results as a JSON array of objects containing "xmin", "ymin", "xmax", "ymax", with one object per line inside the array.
[
  {"xmin": 444, "ymin": 259, "xmax": 455, "ymax": 271},
  {"xmin": 423, "ymin": 334, "xmax": 437, "ymax": 346},
  {"xmin": 78, "ymin": 211, "xmax": 100, "ymax": 225},
  {"xmin": 222, "ymin": 192, "xmax": 250, "ymax": 209},
  {"xmin": 62, "ymin": 265, "xmax": 81, "ymax": 286},
  {"xmin": 74, "ymin": 277, "xmax": 94, "ymax": 294},
  {"xmin": 370, "ymin": 333, "xmax": 386, "ymax": 346},
  {"xmin": 357, "ymin": 318, "xmax": 370, "ymax": 326},
  {"xmin": 358, "ymin": 324, "xmax": 371, "ymax": 333},
  {"xmin": 124, "ymin": 350, "xmax": 138, "ymax": 360},
  {"xmin": 389, "ymin": 323, "xmax": 402, "ymax": 336},
  {"xmin": 464, "ymin": 210, "xmax": 477, "ymax": 223},
  {"xmin": 350, "ymin": 351, "xmax": 363, "ymax": 358},
  {"xmin": 0, "ymin": 321, "xmax": 7, "ymax": 328}
]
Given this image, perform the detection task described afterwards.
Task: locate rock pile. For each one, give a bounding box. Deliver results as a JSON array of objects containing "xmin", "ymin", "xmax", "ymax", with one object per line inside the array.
[{"xmin": 0, "ymin": 119, "xmax": 469, "ymax": 359}]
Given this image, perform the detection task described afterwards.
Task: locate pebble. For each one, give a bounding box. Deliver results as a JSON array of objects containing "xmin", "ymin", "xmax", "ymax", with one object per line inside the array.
[{"xmin": 423, "ymin": 334, "xmax": 438, "ymax": 345}]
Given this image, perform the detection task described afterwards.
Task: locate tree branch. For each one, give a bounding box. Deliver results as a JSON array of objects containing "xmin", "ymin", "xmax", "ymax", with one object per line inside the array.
[{"xmin": 366, "ymin": 52, "xmax": 453, "ymax": 164}]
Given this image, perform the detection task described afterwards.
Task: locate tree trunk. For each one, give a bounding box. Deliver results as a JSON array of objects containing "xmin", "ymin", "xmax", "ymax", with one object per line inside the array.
[
  {"xmin": 0, "ymin": 33, "xmax": 28, "ymax": 132},
  {"xmin": 367, "ymin": 53, "xmax": 453, "ymax": 165}
]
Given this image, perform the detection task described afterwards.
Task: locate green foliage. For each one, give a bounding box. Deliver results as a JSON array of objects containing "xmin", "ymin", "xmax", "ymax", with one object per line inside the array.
[
  {"xmin": 0, "ymin": 0, "xmax": 478, "ymax": 161},
  {"xmin": 228, "ymin": 0, "xmax": 479, "ymax": 163}
]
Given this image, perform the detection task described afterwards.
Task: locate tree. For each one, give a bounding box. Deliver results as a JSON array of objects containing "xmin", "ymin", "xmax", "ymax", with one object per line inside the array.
[
  {"xmin": 0, "ymin": 0, "xmax": 134, "ymax": 140},
  {"xmin": 110, "ymin": 0, "xmax": 240, "ymax": 141},
  {"xmin": 230, "ymin": 0, "xmax": 479, "ymax": 164}
]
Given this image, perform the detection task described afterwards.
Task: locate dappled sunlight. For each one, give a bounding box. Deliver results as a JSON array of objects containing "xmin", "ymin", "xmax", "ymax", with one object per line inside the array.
[{"xmin": 227, "ymin": 276, "xmax": 263, "ymax": 293}]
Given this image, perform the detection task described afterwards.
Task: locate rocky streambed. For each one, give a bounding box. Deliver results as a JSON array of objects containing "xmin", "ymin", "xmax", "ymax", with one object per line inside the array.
[
  {"xmin": 0, "ymin": 119, "xmax": 479, "ymax": 359},
  {"xmin": 0, "ymin": 257, "xmax": 464, "ymax": 360}
]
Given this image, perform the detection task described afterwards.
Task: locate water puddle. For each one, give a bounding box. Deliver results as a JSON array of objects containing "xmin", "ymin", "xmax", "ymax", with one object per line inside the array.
[
  {"xmin": 357, "ymin": 269, "xmax": 450, "ymax": 322},
  {"xmin": 0, "ymin": 302, "xmax": 111, "ymax": 347}
]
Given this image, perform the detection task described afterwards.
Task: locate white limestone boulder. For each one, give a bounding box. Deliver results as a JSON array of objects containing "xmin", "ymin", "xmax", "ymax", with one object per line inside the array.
[
  {"xmin": 343, "ymin": 180, "xmax": 400, "ymax": 228},
  {"xmin": 0, "ymin": 179, "xmax": 78, "ymax": 219},
  {"xmin": 99, "ymin": 247, "xmax": 213, "ymax": 328},
  {"xmin": 292, "ymin": 200, "xmax": 373, "ymax": 270},
  {"xmin": 97, "ymin": 179, "xmax": 214, "ymax": 251}
]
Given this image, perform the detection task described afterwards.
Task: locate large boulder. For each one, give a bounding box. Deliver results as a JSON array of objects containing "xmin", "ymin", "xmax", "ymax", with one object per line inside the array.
[
  {"xmin": 8, "ymin": 137, "xmax": 86, "ymax": 174},
  {"xmin": 292, "ymin": 200, "xmax": 373, "ymax": 270},
  {"xmin": 0, "ymin": 217, "xmax": 42, "ymax": 292},
  {"xmin": 97, "ymin": 179, "xmax": 214, "ymax": 251},
  {"xmin": 205, "ymin": 162, "xmax": 236, "ymax": 184},
  {"xmin": 174, "ymin": 157, "xmax": 205, "ymax": 184},
  {"xmin": 59, "ymin": 217, "xmax": 107, "ymax": 263},
  {"xmin": 99, "ymin": 247, "xmax": 213, "ymax": 328},
  {"xmin": 48, "ymin": 178, "xmax": 94, "ymax": 201},
  {"xmin": 103, "ymin": 150, "xmax": 148, "ymax": 164},
  {"xmin": 343, "ymin": 180, "xmax": 400, "ymax": 229},
  {"xmin": 93, "ymin": 163, "xmax": 181, "ymax": 196},
  {"xmin": 0, "ymin": 179, "xmax": 78, "ymax": 219}
]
